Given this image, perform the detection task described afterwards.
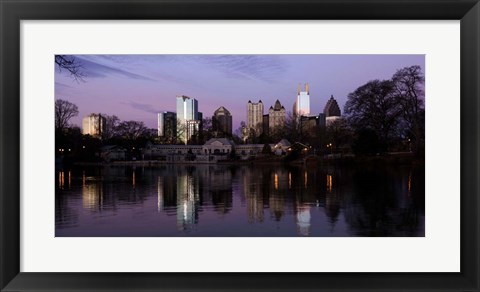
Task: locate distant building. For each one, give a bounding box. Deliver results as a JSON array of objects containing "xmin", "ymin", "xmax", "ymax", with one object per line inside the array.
[
  {"xmin": 82, "ymin": 113, "xmax": 105, "ymax": 138},
  {"xmin": 186, "ymin": 120, "xmax": 201, "ymax": 143},
  {"xmin": 293, "ymin": 83, "xmax": 310, "ymax": 118},
  {"xmin": 273, "ymin": 139, "xmax": 291, "ymax": 155},
  {"xmin": 324, "ymin": 95, "xmax": 342, "ymax": 126},
  {"xmin": 143, "ymin": 138, "xmax": 290, "ymax": 162},
  {"xmin": 247, "ymin": 100, "xmax": 264, "ymax": 137},
  {"xmin": 269, "ymin": 99, "xmax": 286, "ymax": 135},
  {"xmin": 262, "ymin": 114, "xmax": 269, "ymax": 136},
  {"xmin": 176, "ymin": 95, "xmax": 200, "ymax": 144},
  {"xmin": 203, "ymin": 138, "xmax": 234, "ymax": 155},
  {"xmin": 158, "ymin": 111, "xmax": 177, "ymax": 139},
  {"xmin": 300, "ymin": 113, "xmax": 326, "ymax": 138},
  {"xmin": 100, "ymin": 145, "xmax": 126, "ymax": 162},
  {"xmin": 324, "ymin": 95, "xmax": 341, "ymax": 117},
  {"xmin": 212, "ymin": 106, "xmax": 232, "ymax": 136},
  {"xmin": 177, "ymin": 95, "xmax": 199, "ymax": 122}
]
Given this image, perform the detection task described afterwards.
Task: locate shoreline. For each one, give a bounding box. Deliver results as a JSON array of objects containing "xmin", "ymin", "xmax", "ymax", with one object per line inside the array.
[{"xmin": 66, "ymin": 153, "xmax": 423, "ymax": 167}]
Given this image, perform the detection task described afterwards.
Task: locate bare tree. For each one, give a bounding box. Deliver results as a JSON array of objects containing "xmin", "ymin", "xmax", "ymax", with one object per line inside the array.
[
  {"xmin": 101, "ymin": 114, "xmax": 120, "ymax": 140},
  {"xmin": 117, "ymin": 120, "xmax": 148, "ymax": 141},
  {"xmin": 201, "ymin": 117, "xmax": 214, "ymax": 142},
  {"xmin": 55, "ymin": 99, "xmax": 79, "ymax": 131},
  {"xmin": 175, "ymin": 119, "xmax": 186, "ymax": 145},
  {"xmin": 392, "ymin": 65, "xmax": 425, "ymax": 154},
  {"xmin": 233, "ymin": 121, "xmax": 248, "ymax": 144},
  {"xmin": 55, "ymin": 55, "xmax": 85, "ymax": 82}
]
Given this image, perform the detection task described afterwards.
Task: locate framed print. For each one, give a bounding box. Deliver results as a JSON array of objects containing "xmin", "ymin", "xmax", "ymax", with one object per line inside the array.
[{"xmin": 1, "ymin": 0, "xmax": 479, "ymax": 291}]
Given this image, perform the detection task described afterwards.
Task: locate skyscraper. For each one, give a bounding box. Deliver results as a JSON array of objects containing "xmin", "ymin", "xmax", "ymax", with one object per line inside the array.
[
  {"xmin": 158, "ymin": 111, "xmax": 177, "ymax": 140},
  {"xmin": 212, "ymin": 106, "xmax": 233, "ymax": 137},
  {"xmin": 263, "ymin": 114, "xmax": 269, "ymax": 136},
  {"xmin": 176, "ymin": 95, "xmax": 198, "ymax": 122},
  {"xmin": 293, "ymin": 83, "xmax": 310, "ymax": 118},
  {"xmin": 324, "ymin": 95, "xmax": 341, "ymax": 117},
  {"xmin": 186, "ymin": 120, "xmax": 201, "ymax": 143},
  {"xmin": 176, "ymin": 95, "xmax": 199, "ymax": 144},
  {"xmin": 82, "ymin": 113, "xmax": 105, "ymax": 138},
  {"xmin": 269, "ymin": 99, "xmax": 286, "ymax": 136},
  {"xmin": 247, "ymin": 100, "xmax": 264, "ymax": 137},
  {"xmin": 324, "ymin": 95, "xmax": 342, "ymax": 126}
]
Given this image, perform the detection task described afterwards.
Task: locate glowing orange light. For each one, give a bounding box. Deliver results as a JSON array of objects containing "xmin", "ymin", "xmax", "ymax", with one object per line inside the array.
[
  {"xmin": 304, "ymin": 171, "xmax": 308, "ymax": 188},
  {"xmin": 327, "ymin": 174, "xmax": 333, "ymax": 192}
]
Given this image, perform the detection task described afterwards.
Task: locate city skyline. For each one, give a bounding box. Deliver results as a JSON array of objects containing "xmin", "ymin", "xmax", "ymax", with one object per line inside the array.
[{"xmin": 55, "ymin": 54, "xmax": 425, "ymax": 130}]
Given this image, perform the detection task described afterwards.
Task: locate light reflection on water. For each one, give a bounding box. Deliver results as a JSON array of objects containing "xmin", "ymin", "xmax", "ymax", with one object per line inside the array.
[{"xmin": 55, "ymin": 164, "xmax": 425, "ymax": 237}]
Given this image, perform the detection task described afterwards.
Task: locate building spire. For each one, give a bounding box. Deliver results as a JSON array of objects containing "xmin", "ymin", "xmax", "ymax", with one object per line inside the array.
[
  {"xmin": 297, "ymin": 83, "xmax": 301, "ymax": 94},
  {"xmin": 305, "ymin": 83, "xmax": 309, "ymax": 93}
]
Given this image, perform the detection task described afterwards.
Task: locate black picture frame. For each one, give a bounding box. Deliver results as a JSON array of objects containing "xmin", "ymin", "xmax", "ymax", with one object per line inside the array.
[{"xmin": 1, "ymin": 0, "xmax": 479, "ymax": 291}]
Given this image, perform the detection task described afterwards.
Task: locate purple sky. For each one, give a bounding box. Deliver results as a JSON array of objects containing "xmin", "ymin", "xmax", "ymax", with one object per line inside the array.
[{"xmin": 55, "ymin": 55, "xmax": 424, "ymax": 130}]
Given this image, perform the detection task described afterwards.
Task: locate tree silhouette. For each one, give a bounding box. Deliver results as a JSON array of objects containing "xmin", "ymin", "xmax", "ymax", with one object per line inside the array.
[
  {"xmin": 55, "ymin": 99, "xmax": 79, "ymax": 132},
  {"xmin": 55, "ymin": 55, "xmax": 85, "ymax": 82},
  {"xmin": 392, "ymin": 65, "xmax": 425, "ymax": 155},
  {"xmin": 345, "ymin": 80, "xmax": 401, "ymax": 152}
]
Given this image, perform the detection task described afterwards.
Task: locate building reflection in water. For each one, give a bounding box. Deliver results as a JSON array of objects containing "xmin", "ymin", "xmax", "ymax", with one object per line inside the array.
[
  {"xmin": 176, "ymin": 172, "xmax": 199, "ymax": 231},
  {"xmin": 156, "ymin": 166, "xmax": 178, "ymax": 216},
  {"xmin": 324, "ymin": 172, "xmax": 341, "ymax": 232},
  {"xmin": 205, "ymin": 166, "xmax": 233, "ymax": 215},
  {"xmin": 82, "ymin": 177, "xmax": 104, "ymax": 210},
  {"xmin": 157, "ymin": 176, "xmax": 164, "ymax": 212},
  {"xmin": 269, "ymin": 170, "xmax": 288, "ymax": 221},
  {"xmin": 155, "ymin": 165, "xmax": 233, "ymax": 230},
  {"xmin": 56, "ymin": 164, "xmax": 425, "ymax": 237},
  {"xmin": 243, "ymin": 167, "xmax": 264, "ymax": 223},
  {"xmin": 296, "ymin": 205, "xmax": 311, "ymax": 236}
]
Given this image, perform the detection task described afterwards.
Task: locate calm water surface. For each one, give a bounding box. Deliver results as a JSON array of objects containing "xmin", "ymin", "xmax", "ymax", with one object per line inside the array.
[{"xmin": 55, "ymin": 164, "xmax": 424, "ymax": 237}]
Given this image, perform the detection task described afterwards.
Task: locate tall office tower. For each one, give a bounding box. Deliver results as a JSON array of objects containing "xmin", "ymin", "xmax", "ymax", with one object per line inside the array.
[
  {"xmin": 176, "ymin": 95, "xmax": 199, "ymax": 144},
  {"xmin": 212, "ymin": 106, "xmax": 233, "ymax": 137},
  {"xmin": 82, "ymin": 113, "xmax": 105, "ymax": 138},
  {"xmin": 247, "ymin": 100, "xmax": 264, "ymax": 137},
  {"xmin": 186, "ymin": 120, "xmax": 201, "ymax": 143},
  {"xmin": 293, "ymin": 83, "xmax": 310, "ymax": 118},
  {"xmin": 263, "ymin": 114, "xmax": 269, "ymax": 136},
  {"xmin": 323, "ymin": 95, "xmax": 342, "ymax": 126},
  {"xmin": 323, "ymin": 95, "xmax": 341, "ymax": 117},
  {"xmin": 269, "ymin": 99, "xmax": 286, "ymax": 135},
  {"xmin": 158, "ymin": 111, "xmax": 177, "ymax": 139}
]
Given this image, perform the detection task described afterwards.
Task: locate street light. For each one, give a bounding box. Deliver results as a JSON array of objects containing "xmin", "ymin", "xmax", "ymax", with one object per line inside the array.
[{"xmin": 326, "ymin": 143, "xmax": 333, "ymax": 155}]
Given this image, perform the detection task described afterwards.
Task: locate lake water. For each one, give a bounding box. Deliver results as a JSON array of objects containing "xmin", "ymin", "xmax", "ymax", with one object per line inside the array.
[{"xmin": 55, "ymin": 163, "xmax": 424, "ymax": 237}]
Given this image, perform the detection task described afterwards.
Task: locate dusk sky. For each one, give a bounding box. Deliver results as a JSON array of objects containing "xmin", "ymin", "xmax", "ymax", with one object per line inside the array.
[{"xmin": 55, "ymin": 55, "xmax": 424, "ymax": 130}]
